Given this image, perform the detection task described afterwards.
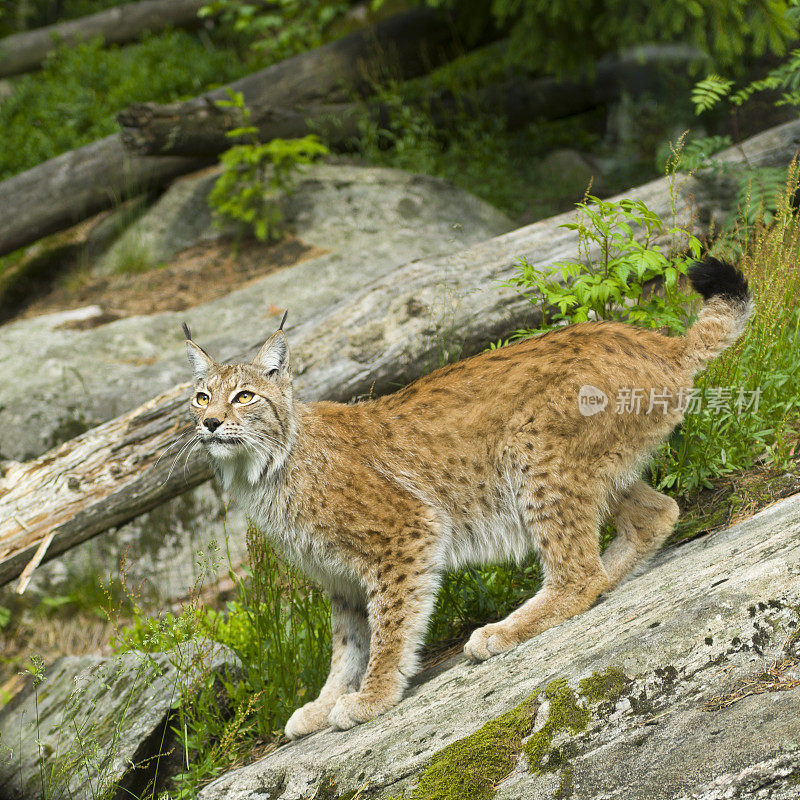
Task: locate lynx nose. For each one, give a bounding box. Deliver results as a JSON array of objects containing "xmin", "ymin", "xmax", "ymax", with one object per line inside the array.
[{"xmin": 203, "ymin": 417, "xmax": 222, "ymax": 432}]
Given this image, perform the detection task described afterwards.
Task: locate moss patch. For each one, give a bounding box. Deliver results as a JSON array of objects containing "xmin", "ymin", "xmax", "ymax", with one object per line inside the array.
[
  {"xmin": 578, "ymin": 667, "xmax": 633, "ymax": 705},
  {"xmin": 409, "ymin": 693, "xmax": 539, "ymax": 800},
  {"xmin": 525, "ymin": 679, "xmax": 590, "ymax": 773}
]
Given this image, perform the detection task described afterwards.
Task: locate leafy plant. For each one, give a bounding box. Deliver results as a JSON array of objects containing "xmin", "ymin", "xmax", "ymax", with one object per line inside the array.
[
  {"xmin": 670, "ymin": 133, "xmax": 789, "ymax": 229},
  {"xmin": 691, "ymin": 74, "xmax": 736, "ymax": 114},
  {"xmin": 508, "ymin": 194, "xmax": 700, "ymax": 335},
  {"xmin": 666, "ymin": 135, "xmax": 732, "ymax": 172},
  {"xmin": 428, "ymin": 559, "xmax": 542, "ymax": 644},
  {"xmin": 691, "ymin": 48, "xmax": 800, "ymax": 115},
  {"xmin": 113, "ymin": 523, "xmax": 330, "ymax": 795},
  {"xmin": 200, "ymin": 0, "xmax": 348, "ymax": 62},
  {"xmin": 208, "ymin": 91, "xmax": 329, "ymax": 241},
  {"xmin": 684, "ymin": 39, "xmax": 800, "ymax": 226},
  {"xmin": 374, "ymin": 0, "xmax": 796, "ymax": 76}
]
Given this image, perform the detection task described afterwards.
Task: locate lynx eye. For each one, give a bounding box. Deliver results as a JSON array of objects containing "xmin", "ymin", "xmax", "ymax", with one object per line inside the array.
[
  {"xmin": 195, "ymin": 392, "xmax": 210, "ymax": 407},
  {"xmin": 234, "ymin": 391, "xmax": 255, "ymax": 404}
]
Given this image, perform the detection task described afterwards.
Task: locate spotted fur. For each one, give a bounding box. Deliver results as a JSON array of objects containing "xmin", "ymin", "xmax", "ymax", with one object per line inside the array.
[{"xmin": 184, "ymin": 257, "xmax": 751, "ymax": 737}]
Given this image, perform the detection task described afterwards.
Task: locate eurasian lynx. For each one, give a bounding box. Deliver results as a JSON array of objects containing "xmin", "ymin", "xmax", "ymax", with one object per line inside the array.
[{"xmin": 183, "ymin": 257, "xmax": 750, "ymax": 738}]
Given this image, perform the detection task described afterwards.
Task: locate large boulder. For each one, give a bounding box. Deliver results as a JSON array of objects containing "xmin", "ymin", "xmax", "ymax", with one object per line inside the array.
[{"xmin": 194, "ymin": 493, "xmax": 800, "ymax": 800}]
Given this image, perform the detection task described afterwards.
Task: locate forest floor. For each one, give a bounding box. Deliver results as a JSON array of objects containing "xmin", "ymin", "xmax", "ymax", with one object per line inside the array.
[{"xmin": 10, "ymin": 234, "xmax": 324, "ymax": 326}]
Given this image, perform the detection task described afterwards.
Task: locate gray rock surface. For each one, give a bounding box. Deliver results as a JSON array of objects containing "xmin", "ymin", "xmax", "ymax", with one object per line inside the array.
[
  {"xmin": 195, "ymin": 493, "xmax": 800, "ymax": 800},
  {"xmin": 97, "ymin": 168, "xmax": 225, "ymax": 273},
  {"xmin": 0, "ymin": 163, "xmax": 511, "ymax": 463},
  {"xmin": 0, "ymin": 641, "xmax": 238, "ymax": 800}
]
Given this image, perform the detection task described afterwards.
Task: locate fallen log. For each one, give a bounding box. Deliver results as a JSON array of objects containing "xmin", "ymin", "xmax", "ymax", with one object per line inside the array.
[
  {"xmin": 0, "ymin": 0, "xmax": 208, "ymax": 78},
  {"xmin": 0, "ymin": 4, "xmax": 497, "ymax": 258},
  {"xmin": 119, "ymin": 44, "xmax": 703, "ymax": 158},
  {"xmin": 0, "ymin": 135, "xmax": 209, "ymax": 257},
  {"xmin": 2, "ymin": 118, "xmax": 799, "ymax": 588}
]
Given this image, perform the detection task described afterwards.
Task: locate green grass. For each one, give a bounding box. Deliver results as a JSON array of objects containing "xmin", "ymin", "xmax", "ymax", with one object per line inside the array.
[
  {"xmin": 0, "ymin": 31, "xmax": 247, "ymax": 181},
  {"xmin": 111, "ymin": 525, "xmax": 330, "ymax": 795}
]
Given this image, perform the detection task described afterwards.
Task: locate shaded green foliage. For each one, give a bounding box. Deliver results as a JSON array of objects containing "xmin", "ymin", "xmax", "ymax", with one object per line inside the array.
[
  {"xmin": 356, "ymin": 78, "xmax": 612, "ymax": 219},
  {"xmin": 428, "ymin": 559, "xmax": 542, "ymax": 643},
  {"xmin": 692, "ymin": 48, "xmax": 800, "ymax": 114},
  {"xmin": 0, "ymin": 31, "xmax": 246, "ymax": 180},
  {"xmin": 379, "ymin": 0, "xmax": 796, "ymax": 76},
  {"xmin": 200, "ymin": 0, "xmax": 349, "ymax": 62},
  {"xmin": 0, "ymin": 0, "xmax": 131, "ymax": 35}
]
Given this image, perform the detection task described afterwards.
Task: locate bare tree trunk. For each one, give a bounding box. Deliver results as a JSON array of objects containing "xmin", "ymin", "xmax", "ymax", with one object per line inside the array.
[
  {"xmin": 2, "ymin": 118, "xmax": 799, "ymax": 587},
  {"xmin": 0, "ymin": 5, "xmax": 496, "ymax": 258},
  {"xmin": 0, "ymin": 0, "xmax": 208, "ymax": 78},
  {"xmin": 119, "ymin": 45, "xmax": 703, "ymax": 157},
  {"xmin": 0, "ymin": 135, "xmax": 209, "ymax": 257}
]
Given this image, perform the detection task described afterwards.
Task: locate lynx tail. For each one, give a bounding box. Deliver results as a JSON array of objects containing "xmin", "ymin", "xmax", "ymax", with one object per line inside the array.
[{"xmin": 683, "ymin": 257, "xmax": 752, "ymax": 371}]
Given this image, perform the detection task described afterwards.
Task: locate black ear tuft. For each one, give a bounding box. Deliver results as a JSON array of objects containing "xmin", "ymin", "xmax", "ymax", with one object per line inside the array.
[
  {"xmin": 279, "ymin": 310, "xmax": 288, "ymax": 330},
  {"xmin": 182, "ymin": 322, "xmax": 192, "ymax": 340},
  {"xmin": 688, "ymin": 257, "xmax": 750, "ymax": 303}
]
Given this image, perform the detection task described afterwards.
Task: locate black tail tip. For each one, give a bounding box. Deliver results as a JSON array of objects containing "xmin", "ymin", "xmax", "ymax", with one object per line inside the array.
[
  {"xmin": 688, "ymin": 257, "xmax": 749, "ymax": 303},
  {"xmin": 182, "ymin": 322, "xmax": 192, "ymax": 340}
]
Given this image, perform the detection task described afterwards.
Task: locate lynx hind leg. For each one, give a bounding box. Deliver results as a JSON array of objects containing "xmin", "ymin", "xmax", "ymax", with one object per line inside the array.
[
  {"xmin": 465, "ymin": 476, "xmax": 609, "ymax": 663},
  {"xmin": 284, "ymin": 598, "xmax": 369, "ymax": 740},
  {"xmin": 602, "ymin": 479, "xmax": 679, "ymax": 589}
]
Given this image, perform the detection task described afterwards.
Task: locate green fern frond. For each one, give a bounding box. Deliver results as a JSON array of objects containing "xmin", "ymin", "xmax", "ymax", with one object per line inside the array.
[{"xmin": 691, "ymin": 74, "xmax": 735, "ymax": 114}]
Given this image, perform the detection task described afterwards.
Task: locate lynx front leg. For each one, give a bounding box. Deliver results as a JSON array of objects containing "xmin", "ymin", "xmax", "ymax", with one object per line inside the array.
[
  {"xmin": 328, "ymin": 567, "xmax": 438, "ymax": 731},
  {"xmin": 284, "ymin": 598, "xmax": 369, "ymax": 740}
]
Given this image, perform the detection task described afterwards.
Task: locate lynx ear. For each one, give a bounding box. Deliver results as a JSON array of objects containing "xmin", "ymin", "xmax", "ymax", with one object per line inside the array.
[
  {"xmin": 182, "ymin": 323, "xmax": 215, "ymax": 381},
  {"xmin": 253, "ymin": 330, "xmax": 289, "ymax": 377}
]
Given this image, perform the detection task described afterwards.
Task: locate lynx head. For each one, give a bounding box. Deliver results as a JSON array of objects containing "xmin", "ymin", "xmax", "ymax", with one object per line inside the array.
[{"xmin": 183, "ymin": 315, "xmax": 294, "ymax": 483}]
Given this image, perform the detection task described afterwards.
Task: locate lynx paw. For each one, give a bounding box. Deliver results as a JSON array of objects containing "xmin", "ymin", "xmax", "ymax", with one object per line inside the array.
[
  {"xmin": 328, "ymin": 692, "xmax": 382, "ymax": 731},
  {"xmin": 285, "ymin": 701, "xmax": 331, "ymax": 740},
  {"xmin": 464, "ymin": 623, "xmax": 517, "ymax": 662}
]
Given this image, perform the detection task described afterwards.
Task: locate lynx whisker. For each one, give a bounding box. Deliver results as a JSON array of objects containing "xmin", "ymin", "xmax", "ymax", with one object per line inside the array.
[
  {"xmin": 242, "ymin": 431, "xmax": 287, "ymax": 460},
  {"xmin": 164, "ymin": 435, "xmax": 199, "ymax": 486},
  {"xmin": 182, "ymin": 440, "xmax": 201, "ymax": 483},
  {"xmin": 153, "ymin": 432, "xmax": 191, "ymax": 471}
]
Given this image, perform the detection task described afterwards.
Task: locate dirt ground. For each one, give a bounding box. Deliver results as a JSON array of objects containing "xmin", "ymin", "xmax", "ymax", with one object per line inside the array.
[{"xmin": 6, "ymin": 234, "xmax": 325, "ymax": 328}]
